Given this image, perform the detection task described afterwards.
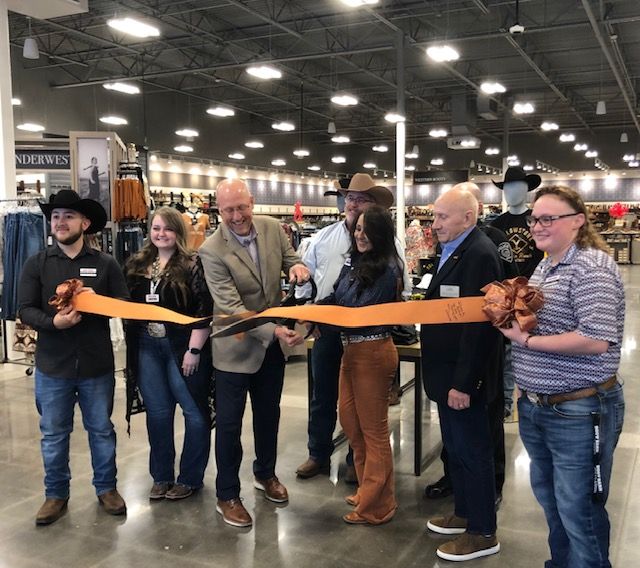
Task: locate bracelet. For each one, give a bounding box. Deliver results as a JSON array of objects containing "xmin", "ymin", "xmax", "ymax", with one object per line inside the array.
[{"xmin": 524, "ymin": 335, "xmax": 533, "ymax": 349}]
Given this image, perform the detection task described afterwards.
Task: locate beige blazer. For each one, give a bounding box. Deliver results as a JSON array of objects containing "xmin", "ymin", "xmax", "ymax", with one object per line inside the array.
[{"xmin": 199, "ymin": 215, "xmax": 302, "ymax": 373}]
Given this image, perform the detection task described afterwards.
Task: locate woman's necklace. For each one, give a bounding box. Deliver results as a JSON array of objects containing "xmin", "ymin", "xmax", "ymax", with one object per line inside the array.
[{"xmin": 151, "ymin": 255, "xmax": 163, "ymax": 284}]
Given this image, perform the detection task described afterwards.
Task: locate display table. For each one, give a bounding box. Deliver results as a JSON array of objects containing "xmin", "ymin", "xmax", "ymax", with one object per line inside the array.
[{"xmin": 305, "ymin": 338, "xmax": 433, "ymax": 476}]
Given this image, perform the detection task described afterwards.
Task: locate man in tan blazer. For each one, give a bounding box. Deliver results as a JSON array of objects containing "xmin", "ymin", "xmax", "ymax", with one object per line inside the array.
[{"xmin": 199, "ymin": 178, "xmax": 310, "ymax": 528}]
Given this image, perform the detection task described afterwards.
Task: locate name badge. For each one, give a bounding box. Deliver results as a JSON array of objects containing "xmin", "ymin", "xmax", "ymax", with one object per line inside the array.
[
  {"xmin": 440, "ymin": 284, "xmax": 460, "ymax": 298},
  {"xmin": 79, "ymin": 268, "xmax": 97, "ymax": 277},
  {"xmin": 145, "ymin": 294, "xmax": 160, "ymax": 303}
]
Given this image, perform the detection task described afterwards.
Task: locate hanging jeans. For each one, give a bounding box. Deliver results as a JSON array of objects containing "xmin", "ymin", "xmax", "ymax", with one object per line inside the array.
[{"xmin": 2, "ymin": 212, "xmax": 45, "ymax": 320}]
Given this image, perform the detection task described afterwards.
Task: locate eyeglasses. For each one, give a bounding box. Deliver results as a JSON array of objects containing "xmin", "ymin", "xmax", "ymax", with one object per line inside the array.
[
  {"xmin": 525, "ymin": 212, "xmax": 581, "ymax": 228},
  {"xmin": 345, "ymin": 194, "xmax": 374, "ymax": 205},
  {"xmin": 220, "ymin": 204, "xmax": 251, "ymax": 216}
]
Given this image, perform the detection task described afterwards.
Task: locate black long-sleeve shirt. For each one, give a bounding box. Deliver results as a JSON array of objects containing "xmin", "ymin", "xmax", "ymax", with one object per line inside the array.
[{"xmin": 18, "ymin": 244, "xmax": 130, "ymax": 379}]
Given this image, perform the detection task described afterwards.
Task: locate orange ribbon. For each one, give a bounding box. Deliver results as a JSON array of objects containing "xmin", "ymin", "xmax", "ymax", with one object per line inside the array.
[{"xmin": 481, "ymin": 276, "xmax": 544, "ymax": 332}]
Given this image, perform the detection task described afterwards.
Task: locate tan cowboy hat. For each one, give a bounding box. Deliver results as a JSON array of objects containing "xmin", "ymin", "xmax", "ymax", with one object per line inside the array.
[{"xmin": 336, "ymin": 173, "xmax": 394, "ymax": 208}]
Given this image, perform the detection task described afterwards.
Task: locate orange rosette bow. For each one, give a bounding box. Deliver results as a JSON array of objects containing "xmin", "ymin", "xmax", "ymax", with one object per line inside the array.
[
  {"xmin": 48, "ymin": 278, "xmax": 85, "ymax": 311},
  {"xmin": 481, "ymin": 276, "xmax": 544, "ymax": 332}
]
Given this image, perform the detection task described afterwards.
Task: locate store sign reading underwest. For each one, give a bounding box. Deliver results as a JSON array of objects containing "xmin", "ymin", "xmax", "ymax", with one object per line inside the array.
[
  {"xmin": 16, "ymin": 149, "xmax": 71, "ymax": 170},
  {"xmin": 412, "ymin": 170, "xmax": 468, "ymax": 185}
]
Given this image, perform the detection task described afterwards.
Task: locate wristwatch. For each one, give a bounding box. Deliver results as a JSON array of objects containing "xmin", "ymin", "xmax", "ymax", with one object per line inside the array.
[{"xmin": 188, "ymin": 347, "xmax": 201, "ymax": 355}]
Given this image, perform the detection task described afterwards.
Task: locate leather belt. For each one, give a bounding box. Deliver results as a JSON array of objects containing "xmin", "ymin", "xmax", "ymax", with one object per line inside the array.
[
  {"xmin": 524, "ymin": 375, "xmax": 618, "ymax": 406},
  {"xmin": 341, "ymin": 332, "xmax": 391, "ymax": 346},
  {"xmin": 146, "ymin": 322, "xmax": 167, "ymax": 338}
]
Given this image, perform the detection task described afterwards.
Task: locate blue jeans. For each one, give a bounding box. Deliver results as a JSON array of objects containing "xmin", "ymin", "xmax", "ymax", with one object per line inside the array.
[
  {"xmin": 438, "ymin": 401, "xmax": 496, "ymax": 535},
  {"xmin": 214, "ymin": 342, "xmax": 285, "ymax": 500},
  {"xmin": 35, "ymin": 369, "xmax": 117, "ymax": 499},
  {"xmin": 308, "ymin": 326, "xmax": 353, "ymax": 465},
  {"xmin": 518, "ymin": 382, "xmax": 625, "ymax": 568},
  {"xmin": 137, "ymin": 333, "xmax": 211, "ymax": 488}
]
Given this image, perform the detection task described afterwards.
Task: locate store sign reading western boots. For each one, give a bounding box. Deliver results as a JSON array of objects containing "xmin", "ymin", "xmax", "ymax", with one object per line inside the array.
[
  {"xmin": 16, "ymin": 149, "xmax": 71, "ymax": 170},
  {"xmin": 412, "ymin": 170, "xmax": 468, "ymax": 184}
]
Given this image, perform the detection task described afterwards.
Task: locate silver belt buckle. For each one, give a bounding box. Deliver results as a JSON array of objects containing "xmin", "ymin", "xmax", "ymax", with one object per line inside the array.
[
  {"xmin": 147, "ymin": 322, "xmax": 166, "ymax": 338},
  {"xmin": 526, "ymin": 391, "xmax": 540, "ymax": 405}
]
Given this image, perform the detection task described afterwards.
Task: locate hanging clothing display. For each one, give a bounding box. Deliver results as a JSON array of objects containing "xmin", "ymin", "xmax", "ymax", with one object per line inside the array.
[
  {"xmin": 181, "ymin": 211, "xmax": 210, "ymax": 250},
  {"xmin": 113, "ymin": 178, "xmax": 147, "ymax": 221},
  {"xmin": 115, "ymin": 224, "xmax": 145, "ymax": 265},
  {"xmin": 1, "ymin": 207, "xmax": 46, "ymax": 321}
]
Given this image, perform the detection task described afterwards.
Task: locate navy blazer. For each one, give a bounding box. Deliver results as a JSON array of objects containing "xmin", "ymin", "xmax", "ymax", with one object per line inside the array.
[{"xmin": 420, "ymin": 227, "xmax": 504, "ymax": 405}]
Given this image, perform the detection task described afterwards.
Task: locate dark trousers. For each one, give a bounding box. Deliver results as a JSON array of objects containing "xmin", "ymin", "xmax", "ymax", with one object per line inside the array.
[
  {"xmin": 308, "ymin": 326, "xmax": 353, "ymax": 465},
  {"xmin": 214, "ymin": 342, "xmax": 285, "ymax": 501},
  {"xmin": 441, "ymin": 387, "xmax": 505, "ymax": 494},
  {"xmin": 438, "ymin": 401, "xmax": 497, "ymax": 535}
]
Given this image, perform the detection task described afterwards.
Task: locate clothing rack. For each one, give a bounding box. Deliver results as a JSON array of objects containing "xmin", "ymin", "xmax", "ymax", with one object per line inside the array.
[{"xmin": 0, "ymin": 195, "xmax": 47, "ymax": 369}]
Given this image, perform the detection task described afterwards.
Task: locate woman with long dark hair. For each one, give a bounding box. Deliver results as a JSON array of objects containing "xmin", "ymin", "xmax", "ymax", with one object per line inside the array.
[
  {"xmin": 124, "ymin": 206, "xmax": 213, "ymax": 501},
  {"xmin": 321, "ymin": 205, "xmax": 403, "ymax": 525}
]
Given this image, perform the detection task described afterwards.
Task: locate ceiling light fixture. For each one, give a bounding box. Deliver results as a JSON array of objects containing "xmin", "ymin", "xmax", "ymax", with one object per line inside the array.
[
  {"xmin": 541, "ymin": 121, "xmax": 559, "ymax": 131},
  {"xmin": 16, "ymin": 122, "xmax": 45, "ymax": 132},
  {"xmin": 175, "ymin": 128, "xmax": 199, "ymax": 137},
  {"xmin": 103, "ymin": 82, "xmax": 140, "ymax": 95},
  {"xmin": 574, "ymin": 143, "xmax": 588, "ymax": 152},
  {"xmin": 485, "ymin": 147, "xmax": 500, "ymax": 155},
  {"xmin": 620, "ymin": 132, "xmax": 629, "ymax": 143},
  {"xmin": 559, "ymin": 133, "xmax": 575, "ymax": 142},
  {"xmin": 331, "ymin": 156, "xmax": 346, "ymax": 164},
  {"xmin": 629, "ymin": 161, "xmax": 639, "ymax": 168},
  {"xmin": 293, "ymin": 149, "xmax": 310, "ymax": 158},
  {"xmin": 271, "ymin": 159, "xmax": 286, "ymax": 166},
  {"xmin": 585, "ymin": 150, "xmax": 598, "ymax": 158},
  {"xmin": 99, "ymin": 115, "xmax": 128, "ymax": 125},
  {"xmin": 623, "ymin": 154, "xmax": 635, "ymax": 162},
  {"xmin": 332, "ymin": 135, "xmax": 350, "ymax": 144},
  {"xmin": 513, "ymin": 102, "xmax": 535, "ymax": 114},
  {"xmin": 327, "ymin": 121, "xmax": 337, "ymax": 134},
  {"xmin": 372, "ymin": 144, "xmax": 389, "ymax": 152},
  {"xmin": 272, "ymin": 121, "xmax": 295, "ymax": 131},
  {"xmin": 384, "ymin": 112, "xmax": 405, "ymax": 123},
  {"xmin": 595, "ymin": 100, "xmax": 607, "ymax": 115},
  {"xmin": 340, "ymin": 0, "xmax": 379, "ymax": 7},
  {"xmin": 206, "ymin": 106, "xmax": 235, "ymax": 117},
  {"xmin": 429, "ymin": 128, "xmax": 448, "ymax": 138},
  {"xmin": 174, "ymin": 145, "xmax": 193, "ymax": 152},
  {"xmin": 244, "ymin": 140, "xmax": 264, "ymax": 149},
  {"xmin": 460, "ymin": 138, "xmax": 479, "ymax": 148},
  {"xmin": 331, "ymin": 94, "xmax": 358, "ymax": 106},
  {"xmin": 246, "ymin": 65, "xmax": 282, "ymax": 80},
  {"xmin": 430, "ymin": 158, "xmax": 444, "ymax": 166},
  {"xmin": 426, "ymin": 45, "xmax": 460, "ymax": 63},
  {"xmin": 107, "ymin": 17, "xmax": 160, "ymax": 38},
  {"xmin": 480, "ymin": 82, "xmax": 506, "ymax": 95},
  {"xmin": 23, "ymin": 17, "xmax": 39, "ymax": 60},
  {"xmin": 228, "ymin": 153, "xmax": 245, "ymax": 160},
  {"xmin": 363, "ymin": 162, "xmax": 376, "ymax": 169},
  {"xmin": 11, "ymin": 97, "xmax": 21, "ymax": 106},
  {"xmin": 307, "ymin": 165, "xmax": 321, "ymax": 171},
  {"xmin": 523, "ymin": 165, "xmax": 534, "ymax": 171},
  {"xmin": 405, "ymin": 165, "xmax": 416, "ymax": 171}
]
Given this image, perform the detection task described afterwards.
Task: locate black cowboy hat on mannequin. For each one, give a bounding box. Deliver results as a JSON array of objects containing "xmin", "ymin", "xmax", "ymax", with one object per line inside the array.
[
  {"xmin": 492, "ymin": 166, "xmax": 541, "ymax": 191},
  {"xmin": 39, "ymin": 189, "xmax": 108, "ymax": 234},
  {"xmin": 336, "ymin": 173, "xmax": 394, "ymax": 208}
]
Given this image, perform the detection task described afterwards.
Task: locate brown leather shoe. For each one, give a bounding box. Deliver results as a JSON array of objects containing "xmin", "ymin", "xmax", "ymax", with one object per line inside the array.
[
  {"xmin": 295, "ymin": 457, "xmax": 329, "ymax": 479},
  {"xmin": 98, "ymin": 489, "xmax": 127, "ymax": 515},
  {"xmin": 254, "ymin": 476, "xmax": 289, "ymax": 503},
  {"xmin": 216, "ymin": 498, "xmax": 252, "ymax": 528},
  {"xmin": 165, "ymin": 484, "xmax": 194, "ymax": 501},
  {"xmin": 149, "ymin": 482, "xmax": 171, "ymax": 500},
  {"xmin": 35, "ymin": 498, "xmax": 68, "ymax": 526}
]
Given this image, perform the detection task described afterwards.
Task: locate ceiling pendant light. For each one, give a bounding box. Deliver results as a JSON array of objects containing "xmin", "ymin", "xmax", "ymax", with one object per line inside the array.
[
  {"xmin": 327, "ymin": 121, "xmax": 337, "ymax": 134},
  {"xmin": 23, "ymin": 17, "xmax": 39, "ymax": 60},
  {"xmin": 331, "ymin": 135, "xmax": 350, "ymax": 144},
  {"xmin": 595, "ymin": 100, "xmax": 606, "ymax": 115},
  {"xmin": 206, "ymin": 106, "xmax": 235, "ymax": 117},
  {"xmin": 175, "ymin": 128, "xmax": 199, "ymax": 138},
  {"xmin": 107, "ymin": 17, "xmax": 160, "ymax": 38},
  {"xmin": 620, "ymin": 132, "xmax": 629, "ymax": 143},
  {"xmin": 17, "ymin": 122, "xmax": 45, "ymax": 132},
  {"xmin": 426, "ymin": 45, "xmax": 460, "ymax": 63},
  {"xmin": 272, "ymin": 121, "xmax": 295, "ymax": 131},
  {"xmin": 331, "ymin": 93, "xmax": 358, "ymax": 106},
  {"xmin": 99, "ymin": 115, "xmax": 128, "ymax": 125},
  {"xmin": 246, "ymin": 65, "xmax": 282, "ymax": 80},
  {"xmin": 103, "ymin": 82, "xmax": 140, "ymax": 95}
]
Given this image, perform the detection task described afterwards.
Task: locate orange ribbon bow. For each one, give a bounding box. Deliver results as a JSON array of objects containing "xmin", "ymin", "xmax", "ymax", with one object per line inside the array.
[
  {"xmin": 481, "ymin": 276, "xmax": 544, "ymax": 332},
  {"xmin": 48, "ymin": 278, "xmax": 85, "ymax": 310}
]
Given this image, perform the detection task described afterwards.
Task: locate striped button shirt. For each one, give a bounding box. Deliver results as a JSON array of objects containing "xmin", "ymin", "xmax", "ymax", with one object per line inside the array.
[{"xmin": 513, "ymin": 244, "xmax": 624, "ymax": 394}]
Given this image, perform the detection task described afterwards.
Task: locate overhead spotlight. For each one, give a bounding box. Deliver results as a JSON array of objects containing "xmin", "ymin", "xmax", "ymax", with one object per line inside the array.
[
  {"xmin": 228, "ymin": 152, "xmax": 245, "ymax": 160},
  {"xmin": 11, "ymin": 97, "xmax": 21, "ymax": 106},
  {"xmin": 293, "ymin": 149, "xmax": 310, "ymax": 158},
  {"xmin": 629, "ymin": 161, "xmax": 639, "ymax": 168},
  {"xmin": 174, "ymin": 145, "xmax": 193, "ymax": 152},
  {"xmin": 107, "ymin": 17, "xmax": 160, "ymax": 38},
  {"xmin": 340, "ymin": 0, "xmax": 379, "ymax": 6},
  {"xmin": 460, "ymin": 137, "xmax": 478, "ymax": 148},
  {"xmin": 485, "ymin": 147, "xmax": 500, "ymax": 155},
  {"xmin": 17, "ymin": 122, "xmax": 45, "ymax": 132},
  {"xmin": 307, "ymin": 165, "xmax": 321, "ymax": 171},
  {"xmin": 405, "ymin": 165, "xmax": 416, "ymax": 171},
  {"xmin": 363, "ymin": 162, "xmax": 376, "ymax": 169},
  {"xmin": 99, "ymin": 115, "xmax": 128, "ymax": 125},
  {"xmin": 573, "ymin": 143, "xmax": 588, "ymax": 152},
  {"xmin": 271, "ymin": 121, "xmax": 295, "ymax": 131},
  {"xmin": 331, "ymin": 156, "xmax": 346, "ymax": 164},
  {"xmin": 426, "ymin": 45, "xmax": 460, "ymax": 62},
  {"xmin": 623, "ymin": 154, "xmax": 635, "ymax": 162},
  {"xmin": 372, "ymin": 144, "xmax": 389, "ymax": 152},
  {"xmin": 384, "ymin": 112, "xmax": 405, "ymax": 123},
  {"xmin": 429, "ymin": 128, "xmax": 448, "ymax": 138},
  {"xmin": 480, "ymin": 82, "xmax": 506, "ymax": 95},
  {"xmin": 430, "ymin": 158, "xmax": 444, "ymax": 166},
  {"xmin": 513, "ymin": 102, "xmax": 535, "ymax": 114},
  {"xmin": 540, "ymin": 121, "xmax": 559, "ymax": 131},
  {"xmin": 405, "ymin": 150, "xmax": 419, "ymax": 159},
  {"xmin": 271, "ymin": 159, "xmax": 286, "ymax": 166},
  {"xmin": 585, "ymin": 150, "xmax": 598, "ymax": 158},
  {"xmin": 327, "ymin": 121, "xmax": 337, "ymax": 134},
  {"xmin": 559, "ymin": 133, "xmax": 575, "ymax": 142},
  {"xmin": 244, "ymin": 140, "xmax": 264, "ymax": 149},
  {"xmin": 246, "ymin": 65, "xmax": 282, "ymax": 80},
  {"xmin": 103, "ymin": 82, "xmax": 140, "ymax": 95},
  {"xmin": 331, "ymin": 135, "xmax": 350, "ymax": 144},
  {"xmin": 206, "ymin": 106, "xmax": 235, "ymax": 117},
  {"xmin": 331, "ymin": 93, "xmax": 358, "ymax": 106},
  {"xmin": 523, "ymin": 165, "xmax": 534, "ymax": 171},
  {"xmin": 175, "ymin": 128, "xmax": 199, "ymax": 137}
]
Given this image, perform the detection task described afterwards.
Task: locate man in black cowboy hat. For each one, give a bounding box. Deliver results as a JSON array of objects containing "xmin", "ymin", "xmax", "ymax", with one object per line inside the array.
[{"xmin": 18, "ymin": 189, "xmax": 130, "ymax": 526}]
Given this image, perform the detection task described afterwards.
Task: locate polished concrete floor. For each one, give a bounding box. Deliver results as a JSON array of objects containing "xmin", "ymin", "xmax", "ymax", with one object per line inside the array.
[{"xmin": 2, "ymin": 267, "xmax": 640, "ymax": 567}]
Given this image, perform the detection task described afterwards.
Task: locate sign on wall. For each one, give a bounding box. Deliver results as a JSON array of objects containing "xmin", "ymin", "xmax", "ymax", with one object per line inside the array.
[
  {"xmin": 15, "ymin": 149, "xmax": 70, "ymax": 170},
  {"xmin": 412, "ymin": 170, "xmax": 468, "ymax": 185}
]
